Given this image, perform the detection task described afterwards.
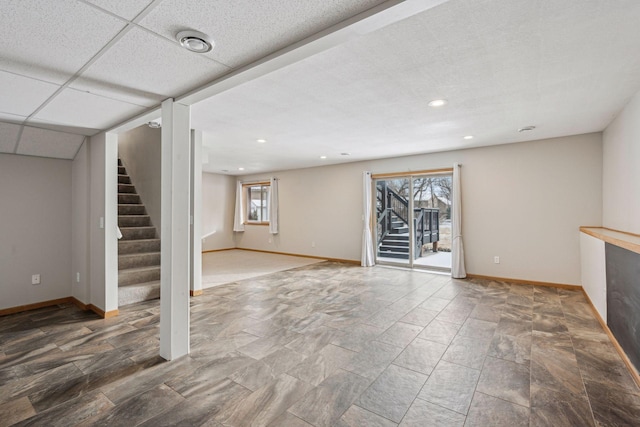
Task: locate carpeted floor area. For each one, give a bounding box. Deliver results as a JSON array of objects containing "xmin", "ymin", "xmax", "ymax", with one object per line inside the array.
[{"xmin": 201, "ymin": 249, "xmax": 326, "ymax": 289}]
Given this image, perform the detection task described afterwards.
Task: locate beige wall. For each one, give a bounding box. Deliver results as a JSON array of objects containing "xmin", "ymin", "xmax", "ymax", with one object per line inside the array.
[
  {"xmin": 238, "ymin": 133, "xmax": 603, "ymax": 285},
  {"xmin": 0, "ymin": 154, "xmax": 72, "ymax": 310},
  {"xmin": 603, "ymin": 89, "xmax": 640, "ymax": 235},
  {"xmin": 202, "ymin": 172, "xmax": 236, "ymax": 250},
  {"xmin": 118, "ymin": 125, "xmax": 162, "ymax": 237}
]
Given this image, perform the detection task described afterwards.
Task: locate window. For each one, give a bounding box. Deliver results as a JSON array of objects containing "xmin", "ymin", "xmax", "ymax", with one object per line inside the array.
[{"xmin": 244, "ymin": 183, "xmax": 270, "ymax": 224}]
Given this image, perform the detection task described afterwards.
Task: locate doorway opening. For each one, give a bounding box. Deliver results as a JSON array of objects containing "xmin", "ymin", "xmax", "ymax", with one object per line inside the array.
[{"xmin": 374, "ymin": 172, "xmax": 453, "ymax": 272}]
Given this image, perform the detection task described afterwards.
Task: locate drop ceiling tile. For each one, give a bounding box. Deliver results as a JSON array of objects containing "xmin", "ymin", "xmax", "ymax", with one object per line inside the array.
[
  {"xmin": 0, "ymin": 70, "xmax": 61, "ymax": 117},
  {"xmin": 83, "ymin": 0, "xmax": 154, "ymax": 20},
  {"xmin": 34, "ymin": 88, "xmax": 147, "ymax": 130},
  {"xmin": 16, "ymin": 126, "xmax": 85, "ymax": 159},
  {"xmin": 72, "ymin": 27, "xmax": 230, "ymax": 103},
  {"xmin": 138, "ymin": 0, "xmax": 387, "ymax": 68},
  {"xmin": 0, "ymin": 0, "xmax": 126, "ymax": 84},
  {"xmin": 0, "ymin": 122, "xmax": 22, "ymax": 154}
]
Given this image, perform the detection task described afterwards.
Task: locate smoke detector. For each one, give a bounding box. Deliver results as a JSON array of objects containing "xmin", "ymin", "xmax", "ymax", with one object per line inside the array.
[{"xmin": 176, "ymin": 30, "xmax": 214, "ymax": 53}]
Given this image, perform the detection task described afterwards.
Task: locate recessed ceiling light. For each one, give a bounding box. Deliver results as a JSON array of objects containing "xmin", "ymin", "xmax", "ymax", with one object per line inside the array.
[
  {"xmin": 176, "ymin": 30, "xmax": 214, "ymax": 53},
  {"xmin": 428, "ymin": 99, "xmax": 447, "ymax": 107},
  {"xmin": 320, "ymin": 156, "xmax": 327, "ymax": 159},
  {"xmin": 238, "ymin": 167, "xmax": 245, "ymax": 171},
  {"xmin": 518, "ymin": 126, "xmax": 536, "ymax": 132},
  {"xmin": 463, "ymin": 135, "xmax": 474, "ymax": 140},
  {"xmin": 257, "ymin": 139, "xmax": 267, "ymax": 143}
]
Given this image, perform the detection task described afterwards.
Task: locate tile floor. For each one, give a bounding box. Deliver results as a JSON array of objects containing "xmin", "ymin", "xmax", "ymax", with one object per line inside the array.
[{"xmin": 1, "ymin": 262, "xmax": 639, "ymax": 426}]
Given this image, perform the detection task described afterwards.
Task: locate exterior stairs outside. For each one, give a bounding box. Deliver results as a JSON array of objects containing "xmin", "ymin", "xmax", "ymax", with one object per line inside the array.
[
  {"xmin": 378, "ymin": 214, "xmax": 412, "ymax": 260},
  {"xmin": 118, "ymin": 159, "xmax": 161, "ymax": 306}
]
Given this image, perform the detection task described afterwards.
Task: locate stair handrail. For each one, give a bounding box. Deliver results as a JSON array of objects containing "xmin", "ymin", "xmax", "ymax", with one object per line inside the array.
[
  {"xmin": 387, "ymin": 188, "xmax": 409, "ymax": 226},
  {"xmin": 376, "ymin": 183, "xmax": 410, "ymax": 249}
]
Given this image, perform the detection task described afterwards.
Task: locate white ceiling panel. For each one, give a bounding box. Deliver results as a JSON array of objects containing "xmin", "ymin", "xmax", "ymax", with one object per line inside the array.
[
  {"xmin": 34, "ymin": 88, "xmax": 147, "ymax": 130},
  {"xmin": 72, "ymin": 27, "xmax": 230, "ymax": 103},
  {"xmin": 0, "ymin": 122, "xmax": 22, "ymax": 154},
  {"xmin": 138, "ymin": 0, "xmax": 387, "ymax": 68},
  {"xmin": 16, "ymin": 126, "xmax": 85, "ymax": 159},
  {"xmin": 0, "ymin": 71, "xmax": 60, "ymax": 117},
  {"xmin": 0, "ymin": 0, "xmax": 127, "ymax": 84},
  {"xmin": 82, "ymin": 0, "xmax": 154, "ymax": 21}
]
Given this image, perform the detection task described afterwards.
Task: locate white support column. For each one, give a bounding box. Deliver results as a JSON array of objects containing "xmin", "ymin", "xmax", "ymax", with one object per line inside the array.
[
  {"xmin": 104, "ymin": 132, "xmax": 119, "ymax": 314},
  {"xmin": 190, "ymin": 130, "xmax": 203, "ymax": 296},
  {"xmin": 160, "ymin": 99, "xmax": 191, "ymax": 360},
  {"xmin": 87, "ymin": 131, "xmax": 119, "ymax": 317}
]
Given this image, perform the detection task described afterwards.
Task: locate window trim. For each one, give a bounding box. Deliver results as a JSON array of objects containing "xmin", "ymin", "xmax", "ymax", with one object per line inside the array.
[{"xmin": 243, "ymin": 181, "xmax": 271, "ymax": 225}]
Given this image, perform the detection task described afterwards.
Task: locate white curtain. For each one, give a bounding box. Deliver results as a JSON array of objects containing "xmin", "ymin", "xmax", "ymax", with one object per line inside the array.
[
  {"xmin": 361, "ymin": 171, "xmax": 375, "ymax": 267},
  {"xmin": 233, "ymin": 180, "xmax": 244, "ymax": 232},
  {"xmin": 452, "ymin": 163, "xmax": 466, "ymax": 278},
  {"xmin": 269, "ymin": 177, "xmax": 279, "ymax": 234}
]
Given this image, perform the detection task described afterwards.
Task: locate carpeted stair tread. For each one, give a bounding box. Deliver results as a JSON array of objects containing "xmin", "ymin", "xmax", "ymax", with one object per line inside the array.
[
  {"xmin": 118, "ymin": 251, "xmax": 161, "ymax": 269},
  {"xmin": 118, "ymin": 265, "xmax": 161, "ymax": 287},
  {"xmin": 118, "ymin": 281, "xmax": 160, "ymax": 306},
  {"xmin": 118, "ymin": 239, "xmax": 161, "ymax": 254},
  {"xmin": 120, "ymin": 226, "xmax": 156, "ymax": 240},
  {"xmin": 118, "ymin": 215, "xmax": 151, "ymax": 227}
]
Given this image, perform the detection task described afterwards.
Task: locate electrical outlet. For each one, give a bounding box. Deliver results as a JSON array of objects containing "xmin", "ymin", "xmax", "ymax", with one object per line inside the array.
[
  {"xmin": 494, "ymin": 256, "xmax": 500, "ymax": 264},
  {"xmin": 76, "ymin": 272, "xmax": 80, "ymax": 283},
  {"xmin": 311, "ymin": 241, "xmax": 316, "ymax": 248},
  {"xmin": 32, "ymin": 274, "xmax": 41, "ymax": 285}
]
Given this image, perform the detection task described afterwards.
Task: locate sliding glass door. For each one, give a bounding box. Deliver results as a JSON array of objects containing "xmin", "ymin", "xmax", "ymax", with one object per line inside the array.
[{"xmin": 374, "ymin": 173, "xmax": 452, "ymax": 272}]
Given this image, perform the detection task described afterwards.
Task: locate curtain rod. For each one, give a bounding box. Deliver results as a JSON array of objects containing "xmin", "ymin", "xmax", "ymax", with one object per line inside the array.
[
  {"xmin": 371, "ymin": 167, "xmax": 454, "ymax": 179},
  {"xmin": 239, "ymin": 177, "xmax": 278, "ymax": 185}
]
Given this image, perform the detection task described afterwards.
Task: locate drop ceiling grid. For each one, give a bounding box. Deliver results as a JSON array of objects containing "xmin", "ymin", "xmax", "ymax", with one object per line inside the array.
[
  {"xmin": 70, "ymin": 27, "xmax": 232, "ymax": 106},
  {"xmin": 0, "ymin": 0, "xmax": 146, "ymax": 157},
  {"xmin": 80, "ymin": 0, "xmax": 156, "ymax": 21},
  {"xmin": 0, "ymin": 0, "xmax": 128, "ymax": 85}
]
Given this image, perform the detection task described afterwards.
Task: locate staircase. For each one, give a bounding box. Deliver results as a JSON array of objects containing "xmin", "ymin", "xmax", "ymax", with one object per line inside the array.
[
  {"xmin": 118, "ymin": 159, "xmax": 161, "ymax": 306},
  {"xmin": 378, "ymin": 214, "xmax": 412, "ymax": 259}
]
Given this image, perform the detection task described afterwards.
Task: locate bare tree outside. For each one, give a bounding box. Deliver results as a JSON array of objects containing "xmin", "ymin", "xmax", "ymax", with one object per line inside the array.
[{"xmin": 413, "ymin": 176, "xmax": 452, "ymax": 252}]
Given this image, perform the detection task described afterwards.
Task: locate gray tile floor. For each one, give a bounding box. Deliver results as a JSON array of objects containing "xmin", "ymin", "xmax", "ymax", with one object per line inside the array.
[{"xmin": 1, "ymin": 262, "xmax": 639, "ymax": 426}]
